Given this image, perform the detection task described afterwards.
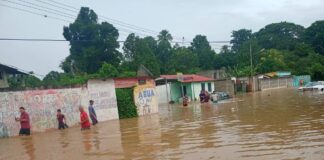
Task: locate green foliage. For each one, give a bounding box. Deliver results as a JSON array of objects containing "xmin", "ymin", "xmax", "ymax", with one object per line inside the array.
[
  {"xmin": 255, "ymin": 22, "xmax": 305, "ymax": 50},
  {"xmin": 116, "ymin": 88, "xmax": 138, "ymax": 119},
  {"xmin": 230, "ymin": 29, "xmax": 252, "ymax": 52},
  {"xmin": 62, "ymin": 7, "xmax": 121, "ymax": 74},
  {"xmin": 134, "ymin": 38, "xmax": 161, "ymax": 76},
  {"xmin": 157, "ymin": 30, "xmax": 173, "ymax": 74},
  {"xmin": 191, "ymin": 35, "xmax": 215, "ymax": 70},
  {"xmin": 118, "ymin": 71, "xmax": 137, "ymax": 78},
  {"xmin": 256, "ymin": 49, "xmax": 288, "ymax": 73},
  {"xmin": 304, "ymin": 20, "xmax": 324, "ymax": 55},
  {"xmin": 98, "ymin": 62, "xmax": 119, "ymax": 78},
  {"xmin": 25, "ymin": 75, "xmax": 42, "ymax": 88},
  {"xmin": 169, "ymin": 47, "xmax": 199, "ymax": 74},
  {"xmin": 43, "ymin": 71, "xmax": 61, "ymax": 87}
]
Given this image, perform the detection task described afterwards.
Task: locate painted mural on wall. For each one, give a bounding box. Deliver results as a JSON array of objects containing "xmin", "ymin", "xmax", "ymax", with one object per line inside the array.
[
  {"xmin": 0, "ymin": 88, "xmax": 83, "ymax": 137},
  {"xmin": 87, "ymin": 79, "xmax": 119, "ymax": 120},
  {"xmin": 133, "ymin": 81, "xmax": 158, "ymax": 116},
  {"xmin": 0, "ymin": 79, "xmax": 119, "ymax": 137}
]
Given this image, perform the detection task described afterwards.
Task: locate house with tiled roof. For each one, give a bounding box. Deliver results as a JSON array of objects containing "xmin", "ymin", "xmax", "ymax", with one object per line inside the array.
[{"xmin": 155, "ymin": 74, "xmax": 215, "ymax": 103}]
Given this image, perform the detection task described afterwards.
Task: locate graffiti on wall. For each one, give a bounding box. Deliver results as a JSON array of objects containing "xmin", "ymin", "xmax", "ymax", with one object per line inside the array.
[
  {"xmin": 0, "ymin": 88, "xmax": 83, "ymax": 136},
  {"xmin": 0, "ymin": 79, "xmax": 119, "ymax": 137},
  {"xmin": 87, "ymin": 79, "xmax": 119, "ymax": 121},
  {"xmin": 133, "ymin": 81, "xmax": 158, "ymax": 116}
]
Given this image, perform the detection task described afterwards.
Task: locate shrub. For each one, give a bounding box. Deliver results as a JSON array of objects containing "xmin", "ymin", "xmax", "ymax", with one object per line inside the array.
[{"xmin": 116, "ymin": 88, "xmax": 138, "ymax": 119}]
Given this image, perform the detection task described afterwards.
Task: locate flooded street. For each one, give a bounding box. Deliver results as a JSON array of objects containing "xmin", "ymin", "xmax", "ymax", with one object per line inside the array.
[{"xmin": 1, "ymin": 88, "xmax": 324, "ymax": 160}]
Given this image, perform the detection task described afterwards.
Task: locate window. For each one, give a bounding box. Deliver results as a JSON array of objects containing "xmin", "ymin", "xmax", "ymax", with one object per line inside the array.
[
  {"xmin": 201, "ymin": 83, "xmax": 205, "ymax": 91},
  {"xmin": 208, "ymin": 83, "xmax": 212, "ymax": 92},
  {"xmin": 138, "ymin": 79, "xmax": 146, "ymax": 85}
]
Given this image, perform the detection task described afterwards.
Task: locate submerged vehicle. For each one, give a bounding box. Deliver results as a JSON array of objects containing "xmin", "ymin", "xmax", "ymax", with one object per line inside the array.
[
  {"xmin": 211, "ymin": 91, "xmax": 230, "ymax": 102},
  {"xmin": 298, "ymin": 81, "xmax": 324, "ymax": 91}
]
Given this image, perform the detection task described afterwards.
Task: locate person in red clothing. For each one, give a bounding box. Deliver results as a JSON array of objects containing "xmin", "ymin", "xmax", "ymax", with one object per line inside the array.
[
  {"xmin": 79, "ymin": 106, "xmax": 91, "ymax": 130},
  {"xmin": 15, "ymin": 107, "xmax": 31, "ymax": 136}
]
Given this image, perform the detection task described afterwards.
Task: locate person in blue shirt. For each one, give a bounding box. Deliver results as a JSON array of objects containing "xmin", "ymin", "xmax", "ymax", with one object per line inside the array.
[{"xmin": 88, "ymin": 100, "xmax": 98, "ymax": 125}]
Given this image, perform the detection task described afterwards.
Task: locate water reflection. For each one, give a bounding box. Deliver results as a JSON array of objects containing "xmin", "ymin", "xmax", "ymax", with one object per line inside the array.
[{"xmin": 0, "ymin": 89, "xmax": 323, "ymax": 160}]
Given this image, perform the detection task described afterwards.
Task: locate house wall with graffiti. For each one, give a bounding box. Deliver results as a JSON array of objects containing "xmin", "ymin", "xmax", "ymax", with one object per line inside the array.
[
  {"xmin": 0, "ymin": 79, "xmax": 118, "ymax": 137},
  {"xmin": 133, "ymin": 81, "xmax": 158, "ymax": 116}
]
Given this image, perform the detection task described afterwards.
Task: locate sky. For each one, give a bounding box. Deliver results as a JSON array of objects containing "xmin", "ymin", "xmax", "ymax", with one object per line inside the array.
[{"xmin": 0, "ymin": 0, "xmax": 324, "ymax": 77}]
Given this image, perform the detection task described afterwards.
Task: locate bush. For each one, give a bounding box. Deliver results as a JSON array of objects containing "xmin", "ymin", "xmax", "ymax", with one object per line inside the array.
[{"xmin": 116, "ymin": 88, "xmax": 138, "ymax": 119}]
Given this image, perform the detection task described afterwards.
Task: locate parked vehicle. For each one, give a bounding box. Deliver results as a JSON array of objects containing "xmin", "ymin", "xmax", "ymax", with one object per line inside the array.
[
  {"xmin": 298, "ymin": 81, "xmax": 324, "ymax": 91},
  {"xmin": 211, "ymin": 91, "xmax": 230, "ymax": 102}
]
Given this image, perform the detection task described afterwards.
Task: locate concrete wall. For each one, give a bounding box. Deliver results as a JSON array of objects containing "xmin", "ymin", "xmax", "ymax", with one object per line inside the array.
[
  {"xmin": 259, "ymin": 77, "xmax": 293, "ymax": 91},
  {"xmin": 156, "ymin": 83, "xmax": 171, "ymax": 104},
  {"xmin": 214, "ymin": 80, "xmax": 235, "ymax": 96},
  {"xmin": 0, "ymin": 79, "xmax": 118, "ymax": 137},
  {"xmin": 133, "ymin": 81, "xmax": 158, "ymax": 116}
]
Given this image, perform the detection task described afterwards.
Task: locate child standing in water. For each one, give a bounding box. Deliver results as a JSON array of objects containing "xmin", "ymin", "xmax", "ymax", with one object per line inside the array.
[{"xmin": 56, "ymin": 109, "xmax": 67, "ymax": 130}]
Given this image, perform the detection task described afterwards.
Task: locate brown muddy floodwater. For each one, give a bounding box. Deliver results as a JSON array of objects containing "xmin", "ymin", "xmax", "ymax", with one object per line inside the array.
[{"xmin": 1, "ymin": 88, "xmax": 324, "ymax": 160}]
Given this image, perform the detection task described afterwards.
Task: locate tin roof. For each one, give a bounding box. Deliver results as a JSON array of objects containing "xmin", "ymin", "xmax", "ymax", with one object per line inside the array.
[{"xmin": 160, "ymin": 74, "xmax": 214, "ymax": 83}]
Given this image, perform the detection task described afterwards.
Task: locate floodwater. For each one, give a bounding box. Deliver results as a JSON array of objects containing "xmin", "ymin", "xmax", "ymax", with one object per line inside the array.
[{"xmin": 1, "ymin": 89, "xmax": 324, "ymax": 160}]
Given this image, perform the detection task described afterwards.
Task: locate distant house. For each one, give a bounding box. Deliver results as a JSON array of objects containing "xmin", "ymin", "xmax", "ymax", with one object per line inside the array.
[
  {"xmin": 155, "ymin": 74, "xmax": 214, "ymax": 103},
  {"xmin": 0, "ymin": 63, "xmax": 27, "ymax": 89}
]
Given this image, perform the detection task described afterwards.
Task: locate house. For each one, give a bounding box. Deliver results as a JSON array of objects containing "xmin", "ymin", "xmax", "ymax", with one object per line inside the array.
[
  {"xmin": 155, "ymin": 74, "xmax": 214, "ymax": 103},
  {"xmin": 0, "ymin": 63, "xmax": 27, "ymax": 89}
]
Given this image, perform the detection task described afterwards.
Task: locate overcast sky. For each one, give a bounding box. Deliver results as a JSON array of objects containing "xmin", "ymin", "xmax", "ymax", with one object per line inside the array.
[{"xmin": 0, "ymin": 0, "xmax": 324, "ymax": 77}]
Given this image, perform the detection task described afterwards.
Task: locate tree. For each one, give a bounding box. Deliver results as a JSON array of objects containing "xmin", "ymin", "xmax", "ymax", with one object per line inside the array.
[
  {"xmin": 256, "ymin": 49, "xmax": 288, "ymax": 73},
  {"xmin": 214, "ymin": 45, "xmax": 236, "ymax": 69},
  {"xmin": 134, "ymin": 39, "xmax": 160, "ymax": 76},
  {"xmin": 237, "ymin": 39, "xmax": 262, "ymax": 68},
  {"xmin": 156, "ymin": 30, "xmax": 173, "ymax": 74},
  {"xmin": 43, "ymin": 71, "xmax": 61, "ymax": 87},
  {"xmin": 98, "ymin": 62, "xmax": 119, "ymax": 78},
  {"xmin": 25, "ymin": 75, "xmax": 42, "ymax": 88},
  {"xmin": 230, "ymin": 29, "xmax": 252, "ymax": 53},
  {"xmin": 169, "ymin": 47, "xmax": 199, "ymax": 74},
  {"xmin": 191, "ymin": 35, "xmax": 215, "ymax": 70},
  {"xmin": 62, "ymin": 7, "xmax": 121, "ymax": 74},
  {"xmin": 304, "ymin": 20, "xmax": 324, "ymax": 55},
  {"xmin": 123, "ymin": 33, "xmax": 138, "ymax": 61},
  {"xmin": 255, "ymin": 22, "xmax": 305, "ymax": 50}
]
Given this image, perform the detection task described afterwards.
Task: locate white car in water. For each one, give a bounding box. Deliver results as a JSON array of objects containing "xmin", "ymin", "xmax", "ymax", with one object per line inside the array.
[{"xmin": 298, "ymin": 81, "xmax": 324, "ymax": 91}]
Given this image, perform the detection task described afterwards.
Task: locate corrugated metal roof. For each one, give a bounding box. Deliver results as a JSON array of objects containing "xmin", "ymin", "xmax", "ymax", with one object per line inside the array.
[{"xmin": 160, "ymin": 74, "xmax": 214, "ymax": 83}]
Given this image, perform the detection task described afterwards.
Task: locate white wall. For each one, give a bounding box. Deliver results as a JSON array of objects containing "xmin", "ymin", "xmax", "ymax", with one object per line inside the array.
[
  {"xmin": 191, "ymin": 82, "xmax": 214, "ymax": 101},
  {"xmin": 155, "ymin": 83, "xmax": 171, "ymax": 104},
  {"xmin": 0, "ymin": 79, "xmax": 119, "ymax": 137}
]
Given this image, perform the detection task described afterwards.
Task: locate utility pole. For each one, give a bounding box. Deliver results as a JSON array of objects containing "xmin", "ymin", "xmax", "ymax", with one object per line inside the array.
[
  {"xmin": 250, "ymin": 42, "xmax": 254, "ymax": 92},
  {"xmin": 250, "ymin": 43, "xmax": 252, "ymax": 77}
]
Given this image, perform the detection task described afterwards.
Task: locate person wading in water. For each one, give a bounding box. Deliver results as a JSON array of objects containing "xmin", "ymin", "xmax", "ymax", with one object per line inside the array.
[
  {"xmin": 88, "ymin": 100, "xmax": 98, "ymax": 125},
  {"xmin": 79, "ymin": 106, "xmax": 91, "ymax": 131},
  {"xmin": 15, "ymin": 107, "xmax": 31, "ymax": 136}
]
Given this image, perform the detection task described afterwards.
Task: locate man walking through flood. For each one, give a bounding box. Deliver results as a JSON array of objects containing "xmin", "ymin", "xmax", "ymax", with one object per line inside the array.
[
  {"xmin": 79, "ymin": 106, "xmax": 91, "ymax": 130},
  {"xmin": 15, "ymin": 107, "xmax": 31, "ymax": 136},
  {"xmin": 88, "ymin": 100, "xmax": 98, "ymax": 125}
]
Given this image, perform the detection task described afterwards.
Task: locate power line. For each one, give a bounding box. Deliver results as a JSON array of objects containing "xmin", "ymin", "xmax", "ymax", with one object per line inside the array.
[
  {"xmin": 0, "ymin": 0, "xmax": 149, "ymax": 37},
  {"xmin": 0, "ymin": 38, "xmax": 230, "ymax": 44},
  {"xmin": 17, "ymin": 0, "xmax": 76, "ymax": 18},
  {"xmin": 0, "ymin": 3, "xmax": 71, "ymax": 22},
  {"xmin": 1, "ymin": 0, "xmax": 75, "ymax": 19},
  {"xmin": 0, "ymin": 38, "xmax": 126, "ymax": 42},
  {"xmin": 42, "ymin": 0, "xmax": 184, "ymax": 40}
]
